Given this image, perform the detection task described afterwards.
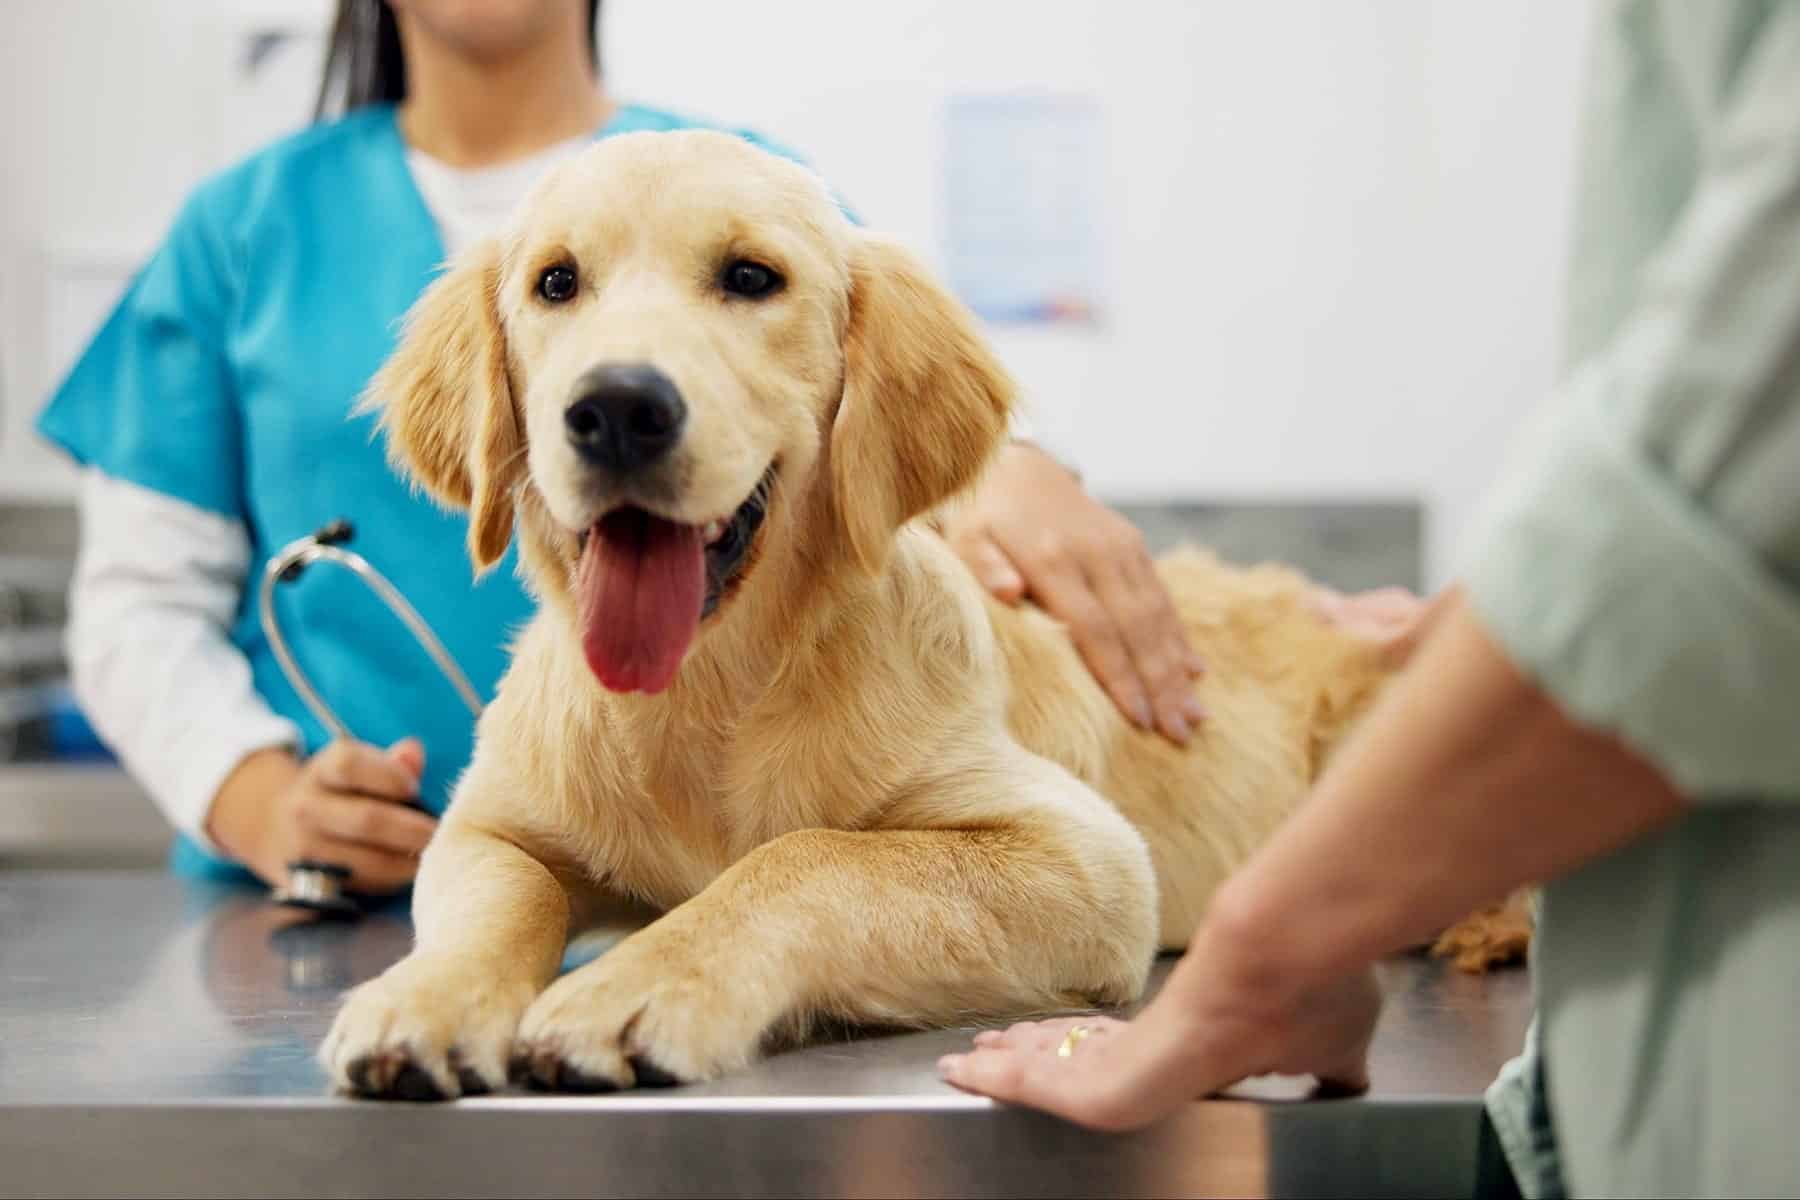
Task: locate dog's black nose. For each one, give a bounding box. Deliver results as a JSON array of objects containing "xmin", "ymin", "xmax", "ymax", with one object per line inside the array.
[{"xmin": 565, "ymin": 364, "xmax": 687, "ymax": 473}]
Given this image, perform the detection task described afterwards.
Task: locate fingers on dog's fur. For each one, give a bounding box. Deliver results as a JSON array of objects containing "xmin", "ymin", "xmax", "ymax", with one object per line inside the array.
[
  {"xmin": 832, "ymin": 234, "xmax": 1016, "ymax": 575},
  {"xmin": 362, "ymin": 237, "xmax": 524, "ymax": 574}
]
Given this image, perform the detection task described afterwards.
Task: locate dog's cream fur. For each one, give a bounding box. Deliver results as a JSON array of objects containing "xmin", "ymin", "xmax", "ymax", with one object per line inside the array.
[{"xmin": 321, "ymin": 131, "xmax": 1489, "ymax": 1099}]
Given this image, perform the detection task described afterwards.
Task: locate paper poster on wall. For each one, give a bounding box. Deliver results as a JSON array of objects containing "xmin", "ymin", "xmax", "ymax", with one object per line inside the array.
[{"xmin": 943, "ymin": 93, "xmax": 1106, "ymax": 327}]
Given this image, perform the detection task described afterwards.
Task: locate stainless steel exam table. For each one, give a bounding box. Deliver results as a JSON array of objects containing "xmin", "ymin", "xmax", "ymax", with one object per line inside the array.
[{"xmin": 0, "ymin": 870, "xmax": 1532, "ymax": 1198}]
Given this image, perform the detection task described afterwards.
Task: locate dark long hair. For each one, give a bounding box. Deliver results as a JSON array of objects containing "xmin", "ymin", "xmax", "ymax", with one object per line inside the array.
[{"xmin": 315, "ymin": 0, "xmax": 602, "ymax": 120}]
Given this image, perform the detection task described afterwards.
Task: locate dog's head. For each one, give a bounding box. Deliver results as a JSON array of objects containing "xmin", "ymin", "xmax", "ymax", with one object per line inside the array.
[{"xmin": 368, "ymin": 131, "xmax": 1014, "ymax": 693}]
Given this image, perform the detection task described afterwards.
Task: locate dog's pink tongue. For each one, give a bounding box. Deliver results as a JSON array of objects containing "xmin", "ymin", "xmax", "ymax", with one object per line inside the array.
[{"xmin": 576, "ymin": 509, "xmax": 705, "ymax": 694}]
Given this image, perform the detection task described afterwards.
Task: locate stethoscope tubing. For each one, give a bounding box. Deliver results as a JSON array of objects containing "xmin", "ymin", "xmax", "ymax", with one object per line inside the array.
[
  {"xmin": 257, "ymin": 520, "xmax": 483, "ymax": 918},
  {"xmin": 258, "ymin": 520, "xmax": 484, "ymax": 742}
]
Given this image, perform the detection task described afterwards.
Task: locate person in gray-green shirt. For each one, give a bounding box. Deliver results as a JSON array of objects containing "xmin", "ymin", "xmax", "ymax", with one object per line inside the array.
[{"xmin": 936, "ymin": 3, "xmax": 1800, "ymax": 1195}]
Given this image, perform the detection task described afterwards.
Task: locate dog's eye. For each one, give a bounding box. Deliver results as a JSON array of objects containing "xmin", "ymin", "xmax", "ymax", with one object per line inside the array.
[
  {"xmin": 721, "ymin": 260, "xmax": 783, "ymax": 299},
  {"xmin": 537, "ymin": 265, "xmax": 579, "ymax": 304}
]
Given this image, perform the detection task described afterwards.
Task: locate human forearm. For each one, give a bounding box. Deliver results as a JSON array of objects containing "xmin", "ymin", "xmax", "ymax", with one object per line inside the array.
[
  {"xmin": 1200, "ymin": 595, "xmax": 1688, "ymax": 994},
  {"xmin": 67, "ymin": 470, "xmax": 303, "ymax": 848}
]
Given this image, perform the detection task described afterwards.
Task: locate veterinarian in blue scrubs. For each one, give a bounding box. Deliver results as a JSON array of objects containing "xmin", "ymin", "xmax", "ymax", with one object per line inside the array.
[{"xmin": 40, "ymin": 0, "xmax": 1204, "ymax": 892}]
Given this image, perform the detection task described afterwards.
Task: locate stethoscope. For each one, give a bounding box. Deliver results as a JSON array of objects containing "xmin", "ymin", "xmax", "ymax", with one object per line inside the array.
[{"xmin": 258, "ymin": 519, "xmax": 482, "ymax": 917}]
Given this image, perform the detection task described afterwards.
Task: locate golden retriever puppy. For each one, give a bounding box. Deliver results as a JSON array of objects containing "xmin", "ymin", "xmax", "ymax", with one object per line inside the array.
[{"xmin": 321, "ymin": 130, "xmax": 1513, "ymax": 1101}]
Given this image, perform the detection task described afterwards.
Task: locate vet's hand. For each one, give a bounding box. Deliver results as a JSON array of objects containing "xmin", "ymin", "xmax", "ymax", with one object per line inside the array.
[
  {"xmin": 938, "ymin": 925, "xmax": 1380, "ymax": 1131},
  {"xmin": 207, "ymin": 738, "xmax": 436, "ymax": 894},
  {"xmin": 944, "ymin": 441, "xmax": 1205, "ymax": 743},
  {"xmin": 1311, "ymin": 584, "xmax": 1460, "ymax": 667}
]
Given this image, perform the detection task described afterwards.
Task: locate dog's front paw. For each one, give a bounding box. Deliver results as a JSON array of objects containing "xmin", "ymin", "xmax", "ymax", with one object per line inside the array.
[
  {"xmin": 319, "ymin": 954, "xmax": 537, "ymax": 1101},
  {"xmin": 510, "ymin": 935, "xmax": 777, "ymax": 1091}
]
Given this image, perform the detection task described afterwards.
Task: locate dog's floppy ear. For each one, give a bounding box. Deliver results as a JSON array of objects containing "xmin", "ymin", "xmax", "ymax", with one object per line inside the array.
[
  {"xmin": 364, "ymin": 238, "xmax": 523, "ymax": 574},
  {"xmin": 831, "ymin": 234, "xmax": 1015, "ymax": 574}
]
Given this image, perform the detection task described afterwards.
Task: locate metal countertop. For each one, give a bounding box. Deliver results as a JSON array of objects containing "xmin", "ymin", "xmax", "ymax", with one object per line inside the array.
[{"xmin": 0, "ymin": 870, "xmax": 1532, "ymax": 1198}]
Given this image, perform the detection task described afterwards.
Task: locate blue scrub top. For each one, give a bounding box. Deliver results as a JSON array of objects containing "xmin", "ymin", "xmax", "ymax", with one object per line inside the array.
[{"xmin": 37, "ymin": 103, "xmax": 816, "ymax": 880}]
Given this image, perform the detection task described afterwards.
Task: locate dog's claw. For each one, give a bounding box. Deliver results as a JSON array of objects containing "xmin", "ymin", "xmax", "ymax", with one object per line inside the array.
[
  {"xmin": 346, "ymin": 1050, "xmax": 448, "ymax": 1101},
  {"xmin": 510, "ymin": 1046, "xmax": 621, "ymax": 1093},
  {"xmin": 446, "ymin": 1048, "xmax": 490, "ymax": 1097},
  {"xmin": 391, "ymin": 1063, "xmax": 447, "ymax": 1102},
  {"xmin": 346, "ymin": 1055, "xmax": 380, "ymax": 1096},
  {"xmin": 345, "ymin": 1051, "xmax": 411, "ymax": 1097},
  {"xmin": 558, "ymin": 1062, "xmax": 621, "ymax": 1093},
  {"xmin": 629, "ymin": 1055, "xmax": 685, "ymax": 1088}
]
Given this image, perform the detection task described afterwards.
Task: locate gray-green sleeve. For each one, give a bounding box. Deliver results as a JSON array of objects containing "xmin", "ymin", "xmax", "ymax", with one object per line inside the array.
[{"xmin": 1461, "ymin": 3, "xmax": 1800, "ymax": 801}]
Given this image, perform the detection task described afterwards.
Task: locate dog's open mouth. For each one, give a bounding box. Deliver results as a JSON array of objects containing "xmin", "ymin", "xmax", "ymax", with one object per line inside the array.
[{"xmin": 573, "ymin": 465, "xmax": 775, "ymax": 694}]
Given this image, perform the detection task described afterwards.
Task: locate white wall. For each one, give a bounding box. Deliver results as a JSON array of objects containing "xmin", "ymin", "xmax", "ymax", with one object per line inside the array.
[
  {"xmin": 1, "ymin": 0, "xmax": 330, "ymax": 499},
  {"xmin": 3, "ymin": 0, "xmax": 1594, "ymax": 584},
  {"xmin": 608, "ymin": 0, "xmax": 1594, "ymax": 583}
]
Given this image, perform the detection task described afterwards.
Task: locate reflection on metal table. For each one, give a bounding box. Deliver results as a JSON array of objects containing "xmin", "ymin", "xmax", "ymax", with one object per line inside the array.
[{"xmin": 0, "ymin": 871, "xmax": 1532, "ymax": 1198}]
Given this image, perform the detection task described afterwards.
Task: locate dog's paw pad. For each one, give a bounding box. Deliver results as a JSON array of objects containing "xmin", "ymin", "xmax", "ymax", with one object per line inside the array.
[{"xmin": 629, "ymin": 1055, "xmax": 686, "ymax": 1089}]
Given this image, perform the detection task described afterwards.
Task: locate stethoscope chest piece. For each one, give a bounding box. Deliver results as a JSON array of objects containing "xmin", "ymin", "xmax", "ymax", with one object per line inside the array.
[{"xmin": 273, "ymin": 860, "xmax": 360, "ymax": 919}]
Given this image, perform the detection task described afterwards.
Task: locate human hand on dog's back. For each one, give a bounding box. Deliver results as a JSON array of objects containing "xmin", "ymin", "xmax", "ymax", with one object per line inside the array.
[
  {"xmin": 204, "ymin": 738, "xmax": 436, "ymax": 894},
  {"xmin": 944, "ymin": 441, "xmax": 1207, "ymax": 745}
]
